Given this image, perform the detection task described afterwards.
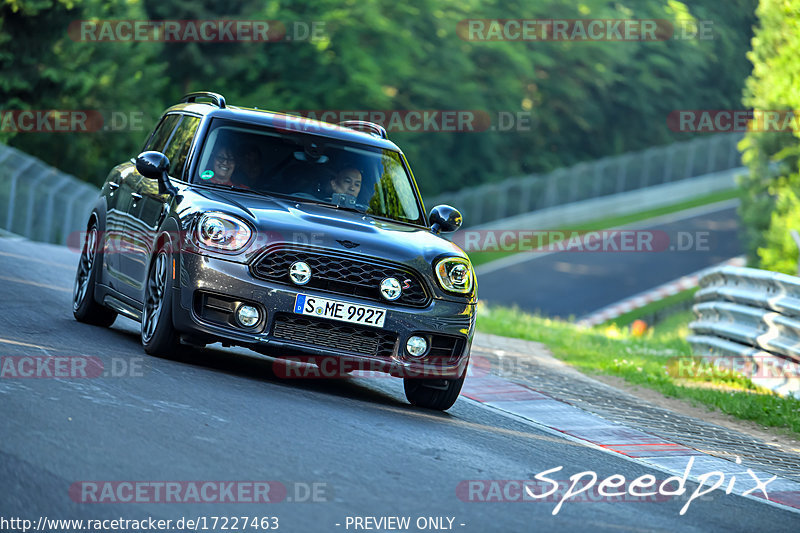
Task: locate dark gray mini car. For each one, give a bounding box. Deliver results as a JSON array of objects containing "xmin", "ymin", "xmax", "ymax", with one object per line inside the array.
[{"xmin": 73, "ymin": 92, "xmax": 476, "ymax": 410}]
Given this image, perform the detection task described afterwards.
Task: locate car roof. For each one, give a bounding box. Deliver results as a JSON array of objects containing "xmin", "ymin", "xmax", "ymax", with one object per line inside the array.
[{"xmin": 165, "ymin": 102, "xmax": 403, "ymax": 152}]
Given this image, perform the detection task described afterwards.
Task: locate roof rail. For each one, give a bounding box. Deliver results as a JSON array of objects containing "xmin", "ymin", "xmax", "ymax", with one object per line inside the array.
[
  {"xmin": 180, "ymin": 92, "xmax": 227, "ymax": 109},
  {"xmin": 338, "ymin": 120, "xmax": 388, "ymax": 139}
]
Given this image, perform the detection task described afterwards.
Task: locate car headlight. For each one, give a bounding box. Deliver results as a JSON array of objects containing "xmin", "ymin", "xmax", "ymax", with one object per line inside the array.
[
  {"xmin": 434, "ymin": 257, "xmax": 474, "ymax": 295},
  {"xmin": 195, "ymin": 212, "xmax": 252, "ymax": 251}
]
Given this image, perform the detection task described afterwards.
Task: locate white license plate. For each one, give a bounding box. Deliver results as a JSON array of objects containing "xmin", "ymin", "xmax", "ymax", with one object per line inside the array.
[{"xmin": 293, "ymin": 294, "xmax": 386, "ymax": 328}]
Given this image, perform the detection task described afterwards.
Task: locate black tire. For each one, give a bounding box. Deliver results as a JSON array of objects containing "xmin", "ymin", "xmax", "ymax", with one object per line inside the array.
[
  {"xmin": 73, "ymin": 223, "xmax": 117, "ymax": 327},
  {"xmin": 141, "ymin": 246, "xmax": 180, "ymax": 357},
  {"xmin": 403, "ymin": 370, "xmax": 466, "ymax": 411}
]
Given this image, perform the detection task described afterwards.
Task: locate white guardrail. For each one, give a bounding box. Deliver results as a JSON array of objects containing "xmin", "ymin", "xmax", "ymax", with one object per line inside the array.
[{"xmin": 689, "ymin": 265, "xmax": 800, "ymax": 398}]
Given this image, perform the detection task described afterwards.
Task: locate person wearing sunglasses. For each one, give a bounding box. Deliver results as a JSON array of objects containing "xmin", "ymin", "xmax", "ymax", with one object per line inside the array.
[{"xmin": 206, "ymin": 146, "xmax": 237, "ymax": 185}]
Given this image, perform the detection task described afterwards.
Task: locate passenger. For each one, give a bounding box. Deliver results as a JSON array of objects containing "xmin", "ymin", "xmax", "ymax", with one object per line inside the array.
[
  {"xmin": 330, "ymin": 167, "xmax": 362, "ymax": 197},
  {"xmin": 236, "ymin": 143, "xmax": 262, "ymax": 187}
]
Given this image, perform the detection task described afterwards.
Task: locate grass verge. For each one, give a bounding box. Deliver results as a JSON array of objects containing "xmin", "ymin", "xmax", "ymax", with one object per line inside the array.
[
  {"xmin": 476, "ymin": 304, "xmax": 800, "ymax": 436},
  {"xmin": 605, "ymin": 288, "xmax": 697, "ymax": 328},
  {"xmin": 468, "ymin": 188, "xmax": 740, "ymax": 267}
]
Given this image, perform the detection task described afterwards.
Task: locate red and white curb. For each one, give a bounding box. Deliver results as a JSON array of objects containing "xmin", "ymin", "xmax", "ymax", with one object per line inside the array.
[
  {"xmin": 461, "ymin": 372, "xmax": 800, "ymax": 513},
  {"xmin": 577, "ymin": 256, "xmax": 747, "ymax": 327}
]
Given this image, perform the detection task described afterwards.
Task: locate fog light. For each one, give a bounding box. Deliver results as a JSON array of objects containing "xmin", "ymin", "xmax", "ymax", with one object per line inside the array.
[
  {"xmin": 236, "ymin": 304, "xmax": 260, "ymax": 327},
  {"xmin": 406, "ymin": 335, "xmax": 428, "ymax": 357}
]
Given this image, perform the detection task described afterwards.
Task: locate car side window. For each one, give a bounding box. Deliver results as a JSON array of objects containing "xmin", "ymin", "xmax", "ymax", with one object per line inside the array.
[
  {"xmin": 144, "ymin": 114, "xmax": 181, "ymax": 153},
  {"xmin": 163, "ymin": 116, "xmax": 201, "ymax": 180}
]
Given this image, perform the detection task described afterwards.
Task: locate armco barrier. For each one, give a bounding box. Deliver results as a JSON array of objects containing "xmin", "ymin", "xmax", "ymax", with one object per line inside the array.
[
  {"xmin": 429, "ymin": 133, "xmax": 743, "ymax": 228},
  {"xmin": 688, "ymin": 265, "xmax": 800, "ymax": 397},
  {"xmin": 0, "ymin": 143, "xmax": 99, "ymax": 244}
]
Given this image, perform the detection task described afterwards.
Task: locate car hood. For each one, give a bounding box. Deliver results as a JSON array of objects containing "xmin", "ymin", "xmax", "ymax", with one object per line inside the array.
[{"xmin": 184, "ymin": 188, "xmax": 467, "ymax": 266}]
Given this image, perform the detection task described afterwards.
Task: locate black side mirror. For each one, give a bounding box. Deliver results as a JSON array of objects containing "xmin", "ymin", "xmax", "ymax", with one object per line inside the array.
[
  {"xmin": 429, "ymin": 205, "xmax": 463, "ymax": 234},
  {"xmin": 135, "ymin": 151, "xmax": 177, "ymax": 196}
]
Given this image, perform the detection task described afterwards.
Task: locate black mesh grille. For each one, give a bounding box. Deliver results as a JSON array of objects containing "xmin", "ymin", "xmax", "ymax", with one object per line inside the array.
[
  {"xmin": 251, "ymin": 247, "xmax": 429, "ymax": 307},
  {"xmin": 272, "ymin": 313, "xmax": 397, "ymax": 358},
  {"xmin": 428, "ymin": 335, "xmax": 464, "ymax": 362}
]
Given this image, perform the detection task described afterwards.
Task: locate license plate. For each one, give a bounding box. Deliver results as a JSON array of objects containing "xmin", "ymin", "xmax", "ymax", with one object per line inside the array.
[{"xmin": 293, "ymin": 294, "xmax": 386, "ymax": 328}]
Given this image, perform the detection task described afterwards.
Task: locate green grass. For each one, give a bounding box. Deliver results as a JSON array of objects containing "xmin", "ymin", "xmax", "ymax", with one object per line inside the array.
[
  {"xmin": 469, "ymin": 189, "xmax": 740, "ymax": 266},
  {"xmin": 605, "ymin": 288, "xmax": 698, "ymax": 328},
  {"xmin": 476, "ymin": 304, "xmax": 800, "ymax": 436}
]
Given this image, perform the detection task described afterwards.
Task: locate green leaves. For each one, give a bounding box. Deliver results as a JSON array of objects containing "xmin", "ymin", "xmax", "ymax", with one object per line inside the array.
[
  {"xmin": 2, "ymin": 0, "xmax": 758, "ymax": 196},
  {"xmin": 739, "ymin": 0, "xmax": 800, "ymax": 272}
]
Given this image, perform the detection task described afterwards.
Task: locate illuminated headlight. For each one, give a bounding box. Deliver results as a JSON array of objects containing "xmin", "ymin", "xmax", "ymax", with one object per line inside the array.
[
  {"xmin": 196, "ymin": 212, "xmax": 252, "ymax": 251},
  {"xmin": 434, "ymin": 257, "xmax": 474, "ymax": 294},
  {"xmin": 236, "ymin": 304, "xmax": 260, "ymax": 327},
  {"xmin": 406, "ymin": 336, "xmax": 428, "ymax": 357}
]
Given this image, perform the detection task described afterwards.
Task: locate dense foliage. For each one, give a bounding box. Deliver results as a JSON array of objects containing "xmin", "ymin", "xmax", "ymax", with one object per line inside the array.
[
  {"xmin": 2, "ymin": 0, "xmax": 756, "ymax": 197},
  {"xmin": 738, "ymin": 0, "xmax": 800, "ymax": 272}
]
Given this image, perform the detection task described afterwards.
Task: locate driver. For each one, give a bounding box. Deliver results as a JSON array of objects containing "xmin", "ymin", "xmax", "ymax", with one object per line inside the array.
[
  {"xmin": 205, "ymin": 145, "xmax": 236, "ymax": 185},
  {"xmin": 202, "ymin": 142, "xmax": 250, "ymax": 189},
  {"xmin": 330, "ymin": 167, "xmax": 362, "ymax": 198}
]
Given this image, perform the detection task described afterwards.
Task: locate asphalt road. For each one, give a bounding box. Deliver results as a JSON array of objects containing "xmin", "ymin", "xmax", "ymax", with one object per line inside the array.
[
  {"xmin": 476, "ymin": 201, "xmax": 742, "ymax": 318},
  {"xmin": 0, "ymin": 234, "xmax": 797, "ymax": 532}
]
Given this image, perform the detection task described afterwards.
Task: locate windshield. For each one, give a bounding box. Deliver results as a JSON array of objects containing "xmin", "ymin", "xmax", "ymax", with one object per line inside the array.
[{"xmin": 193, "ymin": 119, "xmax": 424, "ymax": 225}]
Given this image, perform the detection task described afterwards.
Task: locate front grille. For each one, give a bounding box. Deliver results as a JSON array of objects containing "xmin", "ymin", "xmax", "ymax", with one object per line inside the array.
[
  {"xmin": 272, "ymin": 313, "xmax": 397, "ymax": 358},
  {"xmin": 251, "ymin": 246, "xmax": 429, "ymax": 307}
]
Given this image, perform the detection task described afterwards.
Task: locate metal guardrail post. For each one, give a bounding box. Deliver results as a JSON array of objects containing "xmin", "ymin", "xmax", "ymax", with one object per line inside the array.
[
  {"xmin": 662, "ymin": 147, "xmax": 673, "ymax": 184},
  {"xmin": 23, "ymin": 168, "xmax": 55, "ymax": 241},
  {"xmin": 683, "ymin": 139, "xmax": 697, "ymax": 179},
  {"xmin": 592, "ymin": 161, "xmax": 603, "ymax": 197},
  {"xmin": 518, "ymin": 175, "xmax": 535, "ymax": 214},
  {"xmin": 706, "ymin": 135, "xmax": 721, "ymax": 174},
  {"xmin": 495, "ymin": 181, "xmax": 509, "ymax": 220},
  {"xmin": 42, "ymin": 179, "xmax": 72, "ymax": 243},
  {"xmin": 616, "ymin": 156, "xmax": 628, "ymax": 193},
  {"xmin": 640, "ymin": 148, "xmax": 653, "ymax": 188},
  {"xmin": 61, "ymin": 184, "xmax": 92, "ymax": 244},
  {"xmin": 5, "ymin": 160, "xmax": 35, "ymax": 232}
]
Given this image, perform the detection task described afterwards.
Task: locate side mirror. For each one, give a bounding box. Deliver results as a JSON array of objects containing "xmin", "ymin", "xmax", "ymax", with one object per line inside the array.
[
  {"xmin": 135, "ymin": 151, "xmax": 177, "ymax": 196},
  {"xmin": 429, "ymin": 205, "xmax": 463, "ymax": 234},
  {"xmin": 135, "ymin": 151, "xmax": 169, "ymax": 180}
]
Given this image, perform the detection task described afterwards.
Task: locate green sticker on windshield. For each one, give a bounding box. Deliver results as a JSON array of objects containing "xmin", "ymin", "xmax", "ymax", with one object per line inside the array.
[{"xmin": 201, "ymin": 170, "xmax": 214, "ymax": 180}]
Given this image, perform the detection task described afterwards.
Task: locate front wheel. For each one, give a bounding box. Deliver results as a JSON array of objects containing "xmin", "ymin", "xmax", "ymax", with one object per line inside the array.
[
  {"xmin": 141, "ymin": 247, "xmax": 180, "ymax": 357},
  {"xmin": 403, "ymin": 371, "xmax": 466, "ymax": 411},
  {"xmin": 73, "ymin": 224, "xmax": 117, "ymax": 327}
]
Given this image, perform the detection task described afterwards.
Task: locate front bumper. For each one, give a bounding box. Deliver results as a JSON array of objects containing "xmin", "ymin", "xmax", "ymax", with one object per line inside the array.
[{"xmin": 172, "ymin": 252, "xmax": 476, "ymax": 378}]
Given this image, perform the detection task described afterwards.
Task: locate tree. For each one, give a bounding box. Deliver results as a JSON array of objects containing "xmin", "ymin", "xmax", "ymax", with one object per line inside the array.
[
  {"xmin": 738, "ymin": 0, "xmax": 800, "ymax": 272},
  {"xmin": 1, "ymin": 0, "xmax": 167, "ymax": 184}
]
